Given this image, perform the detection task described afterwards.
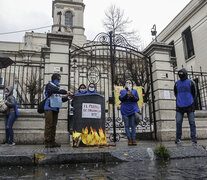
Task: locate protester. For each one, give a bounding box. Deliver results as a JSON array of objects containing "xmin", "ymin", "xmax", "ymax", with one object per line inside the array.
[
  {"xmin": 2, "ymin": 86, "xmax": 18, "ymax": 146},
  {"xmin": 87, "ymin": 83, "xmax": 98, "ymax": 94},
  {"xmin": 44, "ymin": 73, "xmax": 72, "ymax": 148},
  {"xmin": 119, "ymin": 79, "xmax": 140, "ymax": 146},
  {"xmin": 174, "ymin": 68, "xmax": 197, "ymax": 145},
  {"xmin": 74, "ymin": 84, "xmax": 87, "ymax": 95}
]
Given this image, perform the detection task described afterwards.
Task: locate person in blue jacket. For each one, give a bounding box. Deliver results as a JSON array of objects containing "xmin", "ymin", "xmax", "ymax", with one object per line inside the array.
[
  {"xmin": 44, "ymin": 73, "xmax": 72, "ymax": 148},
  {"xmin": 87, "ymin": 83, "xmax": 97, "ymax": 94},
  {"xmin": 119, "ymin": 79, "xmax": 140, "ymax": 146},
  {"xmin": 87, "ymin": 83, "xmax": 98, "ymax": 94},
  {"xmin": 174, "ymin": 68, "xmax": 197, "ymax": 145},
  {"xmin": 74, "ymin": 84, "xmax": 87, "ymax": 96}
]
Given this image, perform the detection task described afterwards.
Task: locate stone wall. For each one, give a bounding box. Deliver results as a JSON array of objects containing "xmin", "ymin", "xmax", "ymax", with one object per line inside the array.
[{"xmin": 0, "ymin": 109, "xmax": 69, "ymax": 144}]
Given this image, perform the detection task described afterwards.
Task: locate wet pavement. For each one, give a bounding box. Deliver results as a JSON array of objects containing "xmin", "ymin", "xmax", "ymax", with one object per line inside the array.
[
  {"xmin": 1, "ymin": 158, "xmax": 207, "ymax": 179},
  {"xmin": 1, "ymin": 139, "xmax": 207, "ymax": 166}
]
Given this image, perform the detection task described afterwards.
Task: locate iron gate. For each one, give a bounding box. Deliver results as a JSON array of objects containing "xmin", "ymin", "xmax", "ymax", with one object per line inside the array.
[{"xmin": 69, "ymin": 32, "xmax": 155, "ymax": 141}]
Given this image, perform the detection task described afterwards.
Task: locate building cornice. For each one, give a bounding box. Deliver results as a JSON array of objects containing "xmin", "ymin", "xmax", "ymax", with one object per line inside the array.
[{"xmin": 157, "ymin": 0, "xmax": 207, "ymax": 42}]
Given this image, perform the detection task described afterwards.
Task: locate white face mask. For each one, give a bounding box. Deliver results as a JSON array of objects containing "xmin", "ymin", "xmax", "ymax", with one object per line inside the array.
[
  {"xmin": 126, "ymin": 83, "xmax": 132, "ymax": 90},
  {"xmin": 89, "ymin": 87, "xmax": 95, "ymax": 92},
  {"xmin": 128, "ymin": 85, "xmax": 132, "ymax": 90}
]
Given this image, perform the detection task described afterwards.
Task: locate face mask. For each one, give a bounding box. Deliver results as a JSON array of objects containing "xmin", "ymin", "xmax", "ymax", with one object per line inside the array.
[
  {"xmin": 89, "ymin": 87, "xmax": 95, "ymax": 92},
  {"xmin": 178, "ymin": 74, "xmax": 186, "ymax": 81},
  {"xmin": 126, "ymin": 83, "xmax": 132, "ymax": 90},
  {"xmin": 5, "ymin": 93, "xmax": 8, "ymax": 96},
  {"xmin": 127, "ymin": 84, "xmax": 132, "ymax": 90},
  {"xmin": 54, "ymin": 79, "xmax": 60, "ymax": 86},
  {"xmin": 80, "ymin": 89, "xmax": 86, "ymax": 93}
]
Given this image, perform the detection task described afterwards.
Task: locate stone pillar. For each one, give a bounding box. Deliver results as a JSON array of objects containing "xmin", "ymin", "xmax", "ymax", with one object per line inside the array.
[
  {"xmin": 46, "ymin": 32, "xmax": 73, "ymax": 143},
  {"xmin": 144, "ymin": 43, "xmax": 176, "ymax": 141}
]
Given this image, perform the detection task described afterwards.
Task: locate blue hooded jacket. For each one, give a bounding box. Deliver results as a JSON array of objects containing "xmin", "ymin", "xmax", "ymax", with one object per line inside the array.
[
  {"xmin": 174, "ymin": 68, "xmax": 197, "ymax": 110},
  {"xmin": 119, "ymin": 88, "xmax": 140, "ymax": 116}
]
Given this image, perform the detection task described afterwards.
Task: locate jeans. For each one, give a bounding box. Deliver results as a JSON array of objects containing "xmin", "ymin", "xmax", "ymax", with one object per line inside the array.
[
  {"xmin": 176, "ymin": 111, "xmax": 197, "ymax": 142},
  {"xmin": 122, "ymin": 114, "xmax": 136, "ymax": 140},
  {"xmin": 5, "ymin": 112, "xmax": 16, "ymax": 143}
]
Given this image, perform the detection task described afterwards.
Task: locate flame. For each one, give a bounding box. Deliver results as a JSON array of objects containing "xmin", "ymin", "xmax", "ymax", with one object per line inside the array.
[{"xmin": 72, "ymin": 126, "xmax": 107, "ymax": 146}]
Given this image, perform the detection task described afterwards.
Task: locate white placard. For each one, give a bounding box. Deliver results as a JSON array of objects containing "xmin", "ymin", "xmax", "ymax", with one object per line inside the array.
[
  {"xmin": 82, "ymin": 103, "xmax": 101, "ymax": 119},
  {"xmin": 164, "ymin": 90, "xmax": 171, "ymax": 99}
]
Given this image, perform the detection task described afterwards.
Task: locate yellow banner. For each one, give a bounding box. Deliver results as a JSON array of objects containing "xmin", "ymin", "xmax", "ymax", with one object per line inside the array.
[{"xmin": 115, "ymin": 86, "xmax": 144, "ymax": 108}]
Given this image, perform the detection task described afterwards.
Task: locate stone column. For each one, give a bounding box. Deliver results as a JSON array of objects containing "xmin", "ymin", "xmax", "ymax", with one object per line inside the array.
[
  {"xmin": 144, "ymin": 43, "xmax": 176, "ymax": 141},
  {"xmin": 46, "ymin": 32, "xmax": 73, "ymax": 143}
]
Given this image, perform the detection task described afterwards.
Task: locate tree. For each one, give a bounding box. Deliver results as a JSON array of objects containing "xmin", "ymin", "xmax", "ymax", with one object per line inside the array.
[
  {"xmin": 103, "ymin": 4, "xmax": 143, "ymax": 50},
  {"xmin": 103, "ymin": 4, "xmax": 150, "ymax": 102}
]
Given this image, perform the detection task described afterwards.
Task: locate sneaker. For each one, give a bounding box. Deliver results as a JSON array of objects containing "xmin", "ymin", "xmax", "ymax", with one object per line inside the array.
[
  {"xmin": 192, "ymin": 140, "xmax": 197, "ymax": 146},
  {"xmin": 1, "ymin": 142, "xmax": 9, "ymax": 146},
  {"xmin": 10, "ymin": 142, "xmax": 15, "ymax": 146},
  {"xmin": 175, "ymin": 139, "xmax": 181, "ymax": 144}
]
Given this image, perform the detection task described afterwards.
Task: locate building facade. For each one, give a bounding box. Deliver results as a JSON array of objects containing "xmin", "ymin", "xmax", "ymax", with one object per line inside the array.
[{"xmin": 156, "ymin": 0, "xmax": 207, "ymax": 71}]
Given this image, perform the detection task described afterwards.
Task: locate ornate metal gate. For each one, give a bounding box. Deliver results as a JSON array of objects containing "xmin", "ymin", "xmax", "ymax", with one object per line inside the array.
[{"xmin": 69, "ymin": 32, "xmax": 155, "ymax": 142}]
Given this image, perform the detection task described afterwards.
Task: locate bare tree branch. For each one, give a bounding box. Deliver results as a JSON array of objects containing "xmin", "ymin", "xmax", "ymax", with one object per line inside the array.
[{"xmin": 103, "ymin": 4, "xmax": 142, "ymax": 50}]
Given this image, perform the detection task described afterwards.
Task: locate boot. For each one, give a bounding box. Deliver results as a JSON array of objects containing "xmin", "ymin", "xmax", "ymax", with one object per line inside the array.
[
  {"xmin": 132, "ymin": 139, "xmax": 137, "ymax": 146},
  {"xmin": 52, "ymin": 142, "xmax": 61, "ymax": 148},
  {"xmin": 128, "ymin": 139, "xmax": 132, "ymax": 146}
]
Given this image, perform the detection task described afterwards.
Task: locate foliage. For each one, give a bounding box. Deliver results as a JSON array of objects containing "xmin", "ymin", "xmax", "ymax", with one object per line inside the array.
[
  {"xmin": 103, "ymin": 4, "xmax": 150, "ymax": 101},
  {"xmin": 155, "ymin": 144, "xmax": 170, "ymax": 160},
  {"xmin": 103, "ymin": 4, "xmax": 143, "ymax": 50},
  {"xmin": 25, "ymin": 74, "xmax": 43, "ymax": 108}
]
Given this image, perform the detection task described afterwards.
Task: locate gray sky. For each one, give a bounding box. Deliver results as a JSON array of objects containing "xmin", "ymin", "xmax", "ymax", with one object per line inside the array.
[{"xmin": 0, "ymin": 0, "xmax": 191, "ymax": 46}]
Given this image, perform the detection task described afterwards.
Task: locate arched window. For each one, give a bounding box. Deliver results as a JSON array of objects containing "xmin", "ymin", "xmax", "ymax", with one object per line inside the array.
[{"xmin": 65, "ymin": 11, "xmax": 73, "ymax": 27}]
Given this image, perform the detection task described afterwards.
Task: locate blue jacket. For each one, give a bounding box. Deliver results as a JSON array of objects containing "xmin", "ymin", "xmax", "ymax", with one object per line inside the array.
[
  {"xmin": 44, "ymin": 81, "xmax": 68, "ymax": 112},
  {"xmin": 119, "ymin": 89, "xmax": 140, "ymax": 116},
  {"xmin": 86, "ymin": 90, "xmax": 98, "ymax": 94},
  {"xmin": 74, "ymin": 90, "xmax": 87, "ymax": 96},
  {"xmin": 176, "ymin": 79, "xmax": 194, "ymax": 108}
]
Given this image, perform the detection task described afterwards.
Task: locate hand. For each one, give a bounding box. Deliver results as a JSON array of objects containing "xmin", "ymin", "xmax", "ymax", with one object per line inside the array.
[
  {"xmin": 127, "ymin": 90, "xmax": 133, "ymax": 97},
  {"xmin": 67, "ymin": 91, "xmax": 73, "ymax": 96}
]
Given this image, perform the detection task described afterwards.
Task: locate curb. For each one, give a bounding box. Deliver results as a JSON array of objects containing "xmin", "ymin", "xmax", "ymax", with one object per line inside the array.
[{"xmin": 0, "ymin": 145, "xmax": 207, "ymax": 166}]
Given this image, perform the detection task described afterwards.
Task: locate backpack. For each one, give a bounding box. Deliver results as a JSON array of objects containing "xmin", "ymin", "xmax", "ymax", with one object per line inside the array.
[{"xmin": 37, "ymin": 98, "xmax": 48, "ymax": 114}]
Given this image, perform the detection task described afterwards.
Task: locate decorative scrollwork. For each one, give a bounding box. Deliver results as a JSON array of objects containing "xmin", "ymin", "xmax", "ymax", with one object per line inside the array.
[
  {"xmin": 82, "ymin": 32, "xmax": 138, "ymax": 52},
  {"xmin": 113, "ymin": 34, "xmax": 138, "ymax": 51}
]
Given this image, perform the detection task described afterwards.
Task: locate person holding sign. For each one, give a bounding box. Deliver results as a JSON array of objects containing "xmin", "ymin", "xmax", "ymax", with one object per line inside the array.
[
  {"xmin": 119, "ymin": 79, "xmax": 140, "ymax": 146},
  {"xmin": 44, "ymin": 73, "xmax": 72, "ymax": 148},
  {"xmin": 74, "ymin": 84, "xmax": 87, "ymax": 95},
  {"xmin": 87, "ymin": 83, "xmax": 98, "ymax": 94}
]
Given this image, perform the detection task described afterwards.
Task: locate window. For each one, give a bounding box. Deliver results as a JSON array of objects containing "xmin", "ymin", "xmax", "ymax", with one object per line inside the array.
[
  {"xmin": 0, "ymin": 77, "xmax": 4, "ymax": 85},
  {"xmin": 169, "ymin": 41, "xmax": 176, "ymax": 57},
  {"xmin": 169, "ymin": 41, "xmax": 177, "ymax": 67},
  {"xmin": 65, "ymin": 11, "xmax": 73, "ymax": 27},
  {"xmin": 182, "ymin": 26, "xmax": 195, "ymax": 60}
]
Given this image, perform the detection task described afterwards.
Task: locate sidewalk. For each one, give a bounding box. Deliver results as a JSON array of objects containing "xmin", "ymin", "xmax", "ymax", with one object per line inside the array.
[{"xmin": 0, "ymin": 139, "xmax": 207, "ymax": 166}]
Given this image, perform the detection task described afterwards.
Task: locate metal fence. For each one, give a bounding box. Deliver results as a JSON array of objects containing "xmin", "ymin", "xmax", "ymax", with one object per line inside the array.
[
  {"xmin": 0, "ymin": 59, "xmax": 45, "ymax": 109},
  {"xmin": 174, "ymin": 67, "xmax": 207, "ymax": 110}
]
